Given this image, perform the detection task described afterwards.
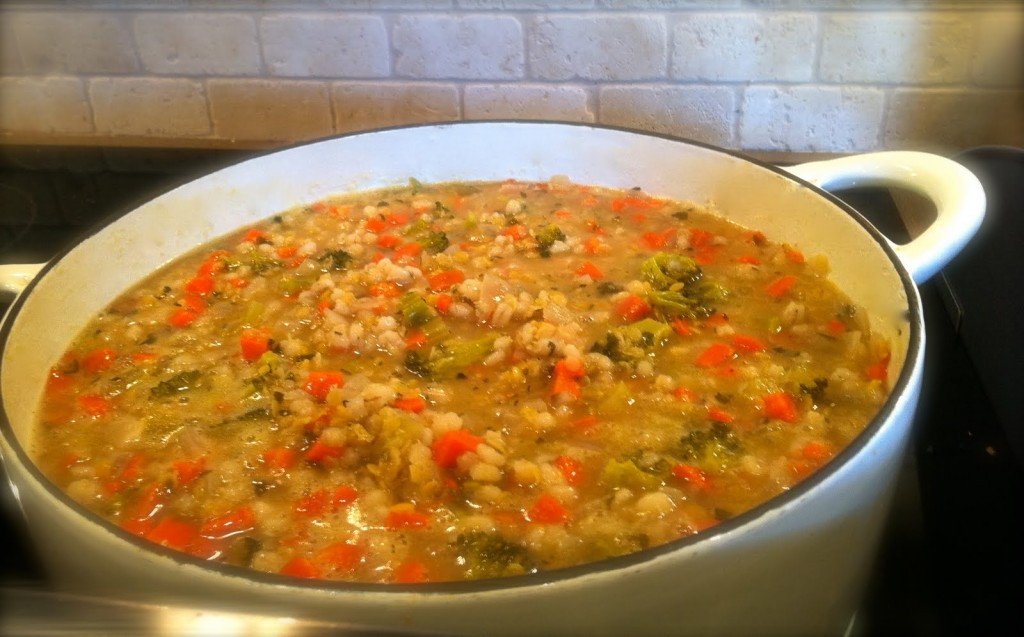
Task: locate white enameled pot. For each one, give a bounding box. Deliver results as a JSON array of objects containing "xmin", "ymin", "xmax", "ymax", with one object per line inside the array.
[{"xmin": 0, "ymin": 123, "xmax": 984, "ymax": 636}]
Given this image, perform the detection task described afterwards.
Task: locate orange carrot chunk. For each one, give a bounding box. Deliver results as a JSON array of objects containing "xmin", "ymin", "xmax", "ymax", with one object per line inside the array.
[
  {"xmin": 427, "ymin": 269, "xmax": 465, "ymax": 291},
  {"xmin": 240, "ymin": 328, "xmax": 271, "ymax": 362},
  {"xmin": 574, "ymin": 261, "xmax": 604, "ymax": 280},
  {"xmin": 432, "ymin": 429, "xmax": 483, "ymax": 468},
  {"xmin": 616, "ymin": 294, "xmax": 651, "ymax": 322},
  {"xmin": 302, "ymin": 371, "xmax": 345, "ymax": 401},
  {"xmin": 763, "ymin": 392, "xmax": 798, "ymax": 423},
  {"xmin": 695, "ymin": 342, "xmax": 734, "ymax": 368},
  {"xmin": 528, "ymin": 494, "xmax": 570, "ymax": 524},
  {"xmin": 280, "ymin": 557, "xmax": 320, "ymax": 579},
  {"xmin": 766, "ymin": 275, "xmax": 797, "ymax": 299}
]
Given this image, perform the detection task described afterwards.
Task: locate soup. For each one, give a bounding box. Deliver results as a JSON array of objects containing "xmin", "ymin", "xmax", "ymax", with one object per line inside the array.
[{"xmin": 32, "ymin": 178, "xmax": 890, "ymax": 583}]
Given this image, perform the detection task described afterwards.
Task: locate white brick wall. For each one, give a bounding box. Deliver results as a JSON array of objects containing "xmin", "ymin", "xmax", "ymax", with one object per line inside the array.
[{"xmin": 0, "ymin": 2, "xmax": 1019, "ymax": 152}]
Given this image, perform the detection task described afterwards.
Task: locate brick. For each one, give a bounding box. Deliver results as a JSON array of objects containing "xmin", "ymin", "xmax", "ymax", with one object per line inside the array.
[
  {"xmin": 393, "ymin": 15, "xmax": 524, "ymax": 80},
  {"xmin": 599, "ymin": 1, "xmax": 739, "ymax": 7},
  {"xmin": 332, "ymin": 82, "xmax": 460, "ymax": 133},
  {"xmin": 819, "ymin": 15, "xmax": 974, "ymax": 84},
  {"xmin": 458, "ymin": 1, "xmax": 595, "ymax": 8},
  {"xmin": 0, "ymin": 14, "xmax": 22, "ymax": 74},
  {"xmin": 885, "ymin": 89, "xmax": 1024, "ymax": 151},
  {"xmin": 672, "ymin": 13, "xmax": 816, "ymax": 82},
  {"xmin": 261, "ymin": 15, "xmax": 389, "ymax": 78},
  {"xmin": 739, "ymin": 86, "xmax": 884, "ymax": 151},
  {"xmin": 0, "ymin": 78, "xmax": 93, "ymax": 135},
  {"xmin": 529, "ymin": 15, "xmax": 667, "ymax": 81},
  {"xmin": 13, "ymin": 11, "xmax": 138, "ymax": 74},
  {"xmin": 134, "ymin": 13, "xmax": 260, "ymax": 76},
  {"xmin": 90, "ymin": 78, "xmax": 210, "ymax": 138},
  {"xmin": 207, "ymin": 80, "xmax": 334, "ymax": 143},
  {"xmin": 465, "ymin": 84, "xmax": 594, "ymax": 122},
  {"xmin": 972, "ymin": 10, "xmax": 1024, "ymax": 88},
  {"xmin": 599, "ymin": 86, "xmax": 736, "ymax": 147}
]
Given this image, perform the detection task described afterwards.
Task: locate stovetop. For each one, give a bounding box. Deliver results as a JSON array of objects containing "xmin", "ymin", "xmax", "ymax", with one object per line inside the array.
[{"xmin": 2, "ymin": 145, "xmax": 1021, "ymax": 635}]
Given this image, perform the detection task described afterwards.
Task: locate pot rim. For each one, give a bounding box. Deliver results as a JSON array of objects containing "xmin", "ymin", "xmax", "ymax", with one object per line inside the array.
[{"xmin": 0, "ymin": 120, "xmax": 922, "ymax": 594}]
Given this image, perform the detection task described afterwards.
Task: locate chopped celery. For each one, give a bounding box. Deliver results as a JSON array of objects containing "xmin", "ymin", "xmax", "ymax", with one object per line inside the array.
[{"xmin": 598, "ymin": 459, "xmax": 662, "ymax": 492}]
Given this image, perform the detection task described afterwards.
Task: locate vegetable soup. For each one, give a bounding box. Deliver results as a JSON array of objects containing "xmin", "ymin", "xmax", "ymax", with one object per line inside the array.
[{"xmin": 33, "ymin": 178, "xmax": 891, "ymax": 583}]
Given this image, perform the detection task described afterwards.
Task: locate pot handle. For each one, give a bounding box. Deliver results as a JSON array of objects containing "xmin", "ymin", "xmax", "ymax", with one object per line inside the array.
[
  {"xmin": 784, "ymin": 151, "xmax": 985, "ymax": 284},
  {"xmin": 0, "ymin": 263, "xmax": 45, "ymax": 295}
]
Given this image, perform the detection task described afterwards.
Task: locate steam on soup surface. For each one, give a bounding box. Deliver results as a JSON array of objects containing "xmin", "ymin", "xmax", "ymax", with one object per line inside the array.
[{"xmin": 34, "ymin": 178, "xmax": 890, "ymax": 583}]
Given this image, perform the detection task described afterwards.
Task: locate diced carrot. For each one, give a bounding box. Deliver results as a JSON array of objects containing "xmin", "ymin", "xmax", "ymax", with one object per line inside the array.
[
  {"xmin": 671, "ymin": 464, "xmax": 712, "ymax": 491},
  {"xmin": 784, "ymin": 245, "xmax": 805, "ymax": 264},
  {"xmin": 240, "ymin": 328, "xmax": 271, "ymax": 362},
  {"xmin": 78, "ymin": 394, "xmax": 112, "ymax": 417},
  {"xmin": 305, "ymin": 439, "xmax": 345, "ymax": 463},
  {"xmin": 731, "ymin": 334, "xmax": 765, "ymax": 353},
  {"xmin": 610, "ymin": 196, "xmax": 661, "ymax": 212},
  {"xmin": 386, "ymin": 212, "xmax": 410, "ymax": 226},
  {"xmin": 528, "ymin": 494, "xmax": 570, "ymax": 524},
  {"xmin": 432, "ymin": 429, "xmax": 483, "ymax": 468},
  {"xmin": 183, "ymin": 295, "xmax": 206, "ymax": 313},
  {"xmin": 200, "ymin": 506, "xmax": 255, "ymax": 539},
  {"xmin": 707, "ymin": 406, "xmax": 734, "ymax": 423},
  {"xmin": 554, "ymin": 209, "xmax": 572, "ymax": 219},
  {"xmin": 825, "ymin": 319, "xmax": 847, "ymax": 337},
  {"xmin": 261, "ymin": 447, "xmax": 296, "ymax": 471},
  {"xmin": 376, "ymin": 234, "xmax": 401, "ymax": 249},
  {"xmin": 333, "ymin": 485, "xmax": 358, "ymax": 507},
  {"xmin": 173, "ymin": 457, "xmax": 206, "ymax": 487},
  {"xmin": 45, "ymin": 367, "xmax": 73, "ymax": 395},
  {"xmin": 317, "ymin": 542, "xmax": 362, "ymax": 571},
  {"xmin": 689, "ymin": 228, "xmax": 714, "ymax": 247},
  {"xmin": 434, "ymin": 293, "xmax": 453, "ymax": 314},
  {"xmin": 574, "ymin": 261, "xmax": 604, "ymax": 280},
  {"xmin": 572, "ymin": 415, "xmax": 599, "ymax": 430},
  {"xmin": 395, "ymin": 559, "xmax": 427, "ymax": 583},
  {"xmin": 766, "ymin": 275, "xmax": 797, "ymax": 299},
  {"xmin": 736, "ymin": 255, "xmax": 761, "ymax": 265},
  {"xmin": 393, "ymin": 242, "xmax": 422, "ymax": 263},
  {"xmin": 280, "ymin": 557, "xmax": 320, "ymax": 579},
  {"xmin": 276, "ymin": 245, "xmax": 298, "ymax": 259},
  {"xmin": 243, "ymin": 229, "xmax": 266, "ymax": 244},
  {"xmin": 302, "ymin": 371, "xmax": 345, "ymax": 401},
  {"xmin": 694, "ymin": 246, "xmax": 717, "ymax": 266},
  {"xmin": 294, "ymin": 489, "xmax": 328, "ymax": 517},
  {"xmin": 146, "ymin": 517, "xmax": 199, "ymax": 551},
  {"xmin": 583, "ymin": 237, "xmax": 603, "ymax": 254},
  {"xmin": 368, "ymin": 281, "xmax": 401, "ymax": 298},
  {"xmin": 704, "ymin": 313, "xmax": 729, "ymax": 327},
  {"xmin": 641, "ymin": 228, "xmax": 675, "ymax": 250},
  {"xmin": 168, "ymin": 309, "xmax": 198, "ymax": 328},
  {"xmin": 631, "ymin": 212, "xmax": 647, "ymax": 224},
  {"xmin": 763, "ymin": 392, "xmax": 798, "ymax": 423},
  {"xmin": 81, "ymin": 348, "xmax": 116, "ymax": 374},
  {"xmin": 131, "ymin": 352, "xmax": 158, "ymax": 365},
  {"xmin": 185, "ymin": 275, "xmax": 214, "ymax": 296},
  {"xmin": 801, "ymin": 441, "xmax": 832, "ymax": 463},
  {"xmin": 501, "ymin": 225, "xmax": 528, "ymax": 240},
  {"xmin": 364, "ymin": 218, "xmax": 387, "ymax": 233},
  {"xmin": 230, "ymin": 277, "xmax": 250, "ymax": 288},
  {"xmin": 404, "ymin": 330, "xmax": 428, "ymax": 351},
  {"xmin": 427, "ymin": 269, "xmax": 465, "ymax": 291},
  {"xmin": 672, "ymin": 387, "xmax": 695, "ymax": 402},
  {"xmin": 694, "ymin": 342, "xmax": 734, "ymax": 368},
  {"xmin": 394, "ymin": 395, "xmax": 427, "ymax": 413},
  {"xmin": 554, "ymin": 455, "xmax": 583, "ymax": 486},
  {"xmin": 865, "ymin": 352, "xmax": 891, "ymax": 381},
  {"xmin": 550, "ymin": 358, "xmax": 585, "ymax": 400},
  {"xmin": 672, "ymin": 318, "xmax": 695, "ymax": 337},
  {"xmin": 130, "ymin": 483, "xmax": 164, "ymax": 521},
  {"xmin": 386, "ymin": 505, "xmax": 430, "ymax": 530},
  {"xmin": 616, "ymin": 294, "xmax": 651, "ymax": 322}
]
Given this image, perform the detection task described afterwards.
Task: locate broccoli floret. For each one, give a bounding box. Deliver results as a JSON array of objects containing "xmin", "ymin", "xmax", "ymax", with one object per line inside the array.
[
  {"xmin": 318, "ymin": 249, "xmax": 353, "ymax": 272},
  {"xmin": 599, "ymin": 459, "xmax": 662, "ymax": 492},
  {"xmin": 589, "ymin": 319, "xmax": 670, "ymax": 362},
  {"xmin": 404, "ymin": 336, "xmax": 494, "ymax": 379},
  {"xmin": 800, "ymin": 377, "xmax": 829, "ymax": 403},
  {"xmin": 404, "ymin": 350, "xmax": 431, "ymax": 377},
  {"xmin": 422, "ymin": 231, "xmax": 450, "ymax": 254},
  {"xmin": 641, "ymin": 253, "xmax": 702, "ymax": 291},
  {"xmin": 533, "ymin": 224, "xmax": 566, "ymax": 258},
  {"xmin": 455, "ymin": 532, "xmax": 532, "ymax": 580},
  {"xmin": 678, "ymin": 422, "xmax": 743, "ymax": 472}
]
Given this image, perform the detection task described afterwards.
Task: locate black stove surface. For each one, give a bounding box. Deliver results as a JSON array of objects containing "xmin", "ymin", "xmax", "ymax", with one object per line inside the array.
[{"xmin": 2, "ymin": 145, "xmax": 1021, "ymax": 635}]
